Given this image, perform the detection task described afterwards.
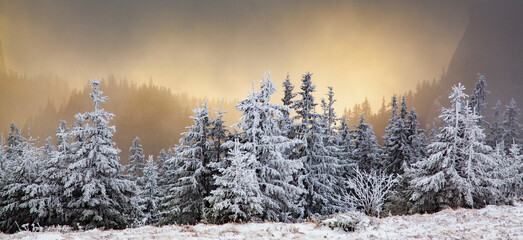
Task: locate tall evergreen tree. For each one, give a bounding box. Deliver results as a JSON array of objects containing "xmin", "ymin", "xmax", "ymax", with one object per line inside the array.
[
  {"xmin": 160, "ymin": 102, "xmax": 212, "ymax": 225},
  {"xmin": 293, "ymin": 73, "xmax": 344, "ymax": 217},
  {"xmin": 410, "ymin": 84, "xmax": 496, "ymax": 213},
  {"xmin": 64, "ymin": 79, "xmax": 139, "ymax": 230},
  {"xmin": 244, "ymin": 73, "xmax": 304, "ymax": 221}
]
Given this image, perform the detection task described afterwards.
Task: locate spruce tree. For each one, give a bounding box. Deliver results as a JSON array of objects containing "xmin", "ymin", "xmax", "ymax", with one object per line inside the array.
[{"xmin": 64, "ymin": 79, "xmax": 140, "ymax": 230}]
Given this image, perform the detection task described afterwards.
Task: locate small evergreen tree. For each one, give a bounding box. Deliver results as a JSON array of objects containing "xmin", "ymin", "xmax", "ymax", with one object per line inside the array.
[
  {"xmin": 501, "ymin": 98, "xmax": 521, "ymax": 150},
  {"xmin": 206, "ymin": 140, "xmax": 263, "ymax": 223},
  {"xmin": 487, "ymin": 100, "xmax": 504, "ymax": 148},
  {"xmin": 140, "ymin": 155, "xmax": 160, "ymax": 225},
  {"xmin": 0, "ymin": 136, "xmax": 43, "ymax": 233},
  {"xmin": 352, "ymin": 116, "xmax": 381, "ymax": 172},
  {"xmin": 127, "ymin": 137, "xmax": 145, "ymax": 183}
]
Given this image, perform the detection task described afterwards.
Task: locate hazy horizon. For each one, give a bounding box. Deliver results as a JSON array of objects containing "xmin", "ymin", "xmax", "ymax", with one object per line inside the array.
[{"xmin": 0, "ymin": 0, "xmax": 472, "ymax": 111}]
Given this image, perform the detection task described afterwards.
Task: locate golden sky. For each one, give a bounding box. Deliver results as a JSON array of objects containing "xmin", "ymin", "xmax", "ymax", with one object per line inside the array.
[{"xmin": 0, "ymin": 0, "xmax": 471, "ymax": 111}]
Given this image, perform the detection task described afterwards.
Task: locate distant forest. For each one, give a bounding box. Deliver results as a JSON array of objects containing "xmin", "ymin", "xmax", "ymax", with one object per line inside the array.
[
  {"xmin": 0, "ymin": 71, "xmax": 239, "ymax": 161},
  {"xmin": 0, "ymin": 67, "xmax": 510, "ymax": 162}
]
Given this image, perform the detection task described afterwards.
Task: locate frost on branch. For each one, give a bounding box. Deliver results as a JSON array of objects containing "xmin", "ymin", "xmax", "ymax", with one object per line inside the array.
[{"xmin": 345, "ymin": 168, "xmax": 397, "ymax": 217}]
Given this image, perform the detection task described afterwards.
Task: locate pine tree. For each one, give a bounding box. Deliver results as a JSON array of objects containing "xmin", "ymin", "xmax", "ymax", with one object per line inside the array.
[
  {"xmin": 410, "ymin": 84, "xmax": 496, "ymax": 213},
  {"xmin": 64, "ymin": 79, "xmax": 140, "ymax": 230},
  {"xmin": 293, "ymin": 73, "xmax": 344, "ymax": 217},
  {"xmin": 160, "ymin": 102, "xmax": 212, "ymax": 225},
  {"xmin": 206, "ymin": 140, "xmax": 263, "ymax": 223},
  {"xmin": 501, "ymin": 98, "xmax": 521, "ymax": 150},
  {"xmin": 127, "ymin": 137, "xmax": 145, "ymax": 183},
  {"xmin": 231, "ymin": 73, "xmax": 304, "ymax": 221},
  {"xmin": 140, "ymin": 155, "xmax": 160, "ymax": 225},
  {"xmin": 352, "ymin": 116, "xmax": 381, "ymax": 172}
]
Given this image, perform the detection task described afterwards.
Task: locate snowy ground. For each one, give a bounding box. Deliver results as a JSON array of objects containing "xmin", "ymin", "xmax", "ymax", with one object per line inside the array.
[{"xmin": 3, "ymin": 203, "xmax": 522, "ymax": 240}]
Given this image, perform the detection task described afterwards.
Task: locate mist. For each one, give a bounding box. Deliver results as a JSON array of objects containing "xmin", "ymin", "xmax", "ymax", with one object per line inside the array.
[{"xmin": 0, "ymin": 0, "xmax": 471, "ymax": 111}]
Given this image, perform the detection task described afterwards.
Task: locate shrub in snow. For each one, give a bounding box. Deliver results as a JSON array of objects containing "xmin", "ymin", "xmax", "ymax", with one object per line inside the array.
[
  {"xmin": 321, "ymin": 211, "xmax": 367, "ymax": 232},
  {"xmin": 345, "ymin": 168, "xmax": 397, "ymax": 217}
]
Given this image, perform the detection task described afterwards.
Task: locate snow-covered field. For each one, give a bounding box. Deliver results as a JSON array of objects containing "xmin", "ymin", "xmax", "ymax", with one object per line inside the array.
[{"xmin": 3, "ymin": 203, "xmax": 522, "ymax": 240}]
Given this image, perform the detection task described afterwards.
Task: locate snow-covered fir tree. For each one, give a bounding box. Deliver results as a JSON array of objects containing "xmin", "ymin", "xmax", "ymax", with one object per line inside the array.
[
  {"xmin": 127, "ymin": 137, "xmax": 145, "ymax": 183},
  {"xmin": 293, "ymin": 73, "xmax": 344, "ymax": 217},
  {"xmin": 140, "ymin": 155, "xmax": 160, "ymax": 225},
  {"xmin": 230, "ymin": 73, "xmax": 304, "ymax": 221},
  {"xmin": 501, "ymin": 98, "xmax": 521, "ymax": 149},
  {"xmin": 160, "ymin": 101, "xmax": 213, "ymax": 225},
  {"xmin": 206, "ymin": 139, "xmax": 263, "ymax": 223},
  {"xmin": 321, "ymin": 86, "xmax": 337, "ymax": 136},
  {"xmin": 487, "ymin": 101, "xmax": 504, "ymax": 148},
  {"xmin": 410, "ymin": 84, "xmax": 496, "ymax": 213},
  {"xmin": 64, "ymin": 79, "xmax": 140, "ymax": 230},
  {"xmin": 352, "ymin": 116, "xmax": 382, "ymax": 172}
]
